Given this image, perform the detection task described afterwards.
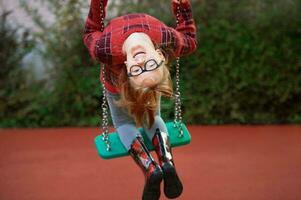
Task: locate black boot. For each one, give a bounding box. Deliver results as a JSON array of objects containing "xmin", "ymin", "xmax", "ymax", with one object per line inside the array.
[
  {"xmin": 129, "ymin": 136, "xmax": 163, "ymax": 200},
  {"xmin": 152, "ymin": 129, "xmax": 183, "ymax": 199}
]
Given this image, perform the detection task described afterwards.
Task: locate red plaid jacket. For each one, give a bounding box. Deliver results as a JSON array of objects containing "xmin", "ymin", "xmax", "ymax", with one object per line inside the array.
[{"xmin": 83, "ymin": 0, "xmax": 197, "ymax": 93}]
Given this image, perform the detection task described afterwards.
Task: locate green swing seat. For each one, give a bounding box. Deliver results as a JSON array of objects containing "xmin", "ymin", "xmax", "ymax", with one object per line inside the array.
[{"xmin": 95, "ymin": 122, "xmax": 191, "ymax": 159}]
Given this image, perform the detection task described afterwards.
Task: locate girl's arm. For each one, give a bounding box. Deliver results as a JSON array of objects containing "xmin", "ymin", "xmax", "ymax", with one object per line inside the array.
[
  {"xmin": 83, "ymin": 0, "xmax": 108, "ymax": 59},
  {"xmin": 171, "ymin": 0, "xmax": 197, "ymax": 57}
]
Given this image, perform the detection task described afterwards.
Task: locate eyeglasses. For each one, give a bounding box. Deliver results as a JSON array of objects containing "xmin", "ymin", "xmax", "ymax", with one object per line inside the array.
[{"xmin": 128, "ymin": 59, "xmax": 164, "ymax": 77}]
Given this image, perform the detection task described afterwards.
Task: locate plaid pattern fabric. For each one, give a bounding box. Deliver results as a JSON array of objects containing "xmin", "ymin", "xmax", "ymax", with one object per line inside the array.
[{"xmin": 83, "ymin": 0, "xmax": 197, "ymax": 93}]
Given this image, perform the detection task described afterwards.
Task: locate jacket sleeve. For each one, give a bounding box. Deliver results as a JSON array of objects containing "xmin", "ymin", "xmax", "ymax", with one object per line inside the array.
[
  {"xmin": 83, "ymin": 0, "xmax": 108, "ymax": 60},
  {"xmin": 171, "ymin": 0, "xmax": 197, "ymax": 57}
]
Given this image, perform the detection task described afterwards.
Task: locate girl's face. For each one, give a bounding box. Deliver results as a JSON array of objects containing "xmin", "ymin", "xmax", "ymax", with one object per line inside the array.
[{"xmin": 123, "ymin": 33, "xmax": 165, "ymax": 88}]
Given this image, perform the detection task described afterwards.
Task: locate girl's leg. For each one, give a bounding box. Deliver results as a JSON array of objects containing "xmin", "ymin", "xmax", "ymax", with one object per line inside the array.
[
  {"xmin": 142, "ymin": 94, "xmax": 168, "ymax": 141},
  {"xmin": 106, "ymin": 91, "xmax": 141, "ymax": 150},
  {"xmin": 143, "ymin": 115, "xmax": 168, "ymax": 141},
  {"xmin": 117, "ymin": 124, "xmax": 141, "ymax": 150},
  {"xmin": 106, "ymin": 91, "xmax": 163, "ymax": 200},
  {"xmin": 129, "ymin": 136, "xmax": 163, "ymax": 200},
  {"xmin": 143, "ymin": 97, "xmax": 183, "ymax": 199}
]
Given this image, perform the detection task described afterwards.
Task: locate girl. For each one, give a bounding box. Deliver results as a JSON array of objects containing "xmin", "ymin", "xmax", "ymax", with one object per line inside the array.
[{"xmin": 83, "ymin": 0, "xmax": 197, "ymax": 199}]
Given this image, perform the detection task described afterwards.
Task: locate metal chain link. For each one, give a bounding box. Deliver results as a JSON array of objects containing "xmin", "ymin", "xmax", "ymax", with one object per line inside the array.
[
  {"xmin": 99, "ymin": 1, "xmax": 111, "ymax": 151},
  {"xmin": 101, "ymin": 64, "xmax": 110, "ymax": 151},
  {"xmin": 174, "ymin": 57, "xmax": 184, "ymax": 138},
  {"xmin": 99, "ymin": 1, "xmax": 105, "ymax": 32},
  {"xmin": 173, "ymin": 1, "xmax": 184, "ymax": 138}
]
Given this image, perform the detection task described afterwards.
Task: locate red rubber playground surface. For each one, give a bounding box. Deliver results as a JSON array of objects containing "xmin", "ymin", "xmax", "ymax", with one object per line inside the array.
[{"xmin": 1, "ymin": 125, "xmax": 301, "ymax": 200}]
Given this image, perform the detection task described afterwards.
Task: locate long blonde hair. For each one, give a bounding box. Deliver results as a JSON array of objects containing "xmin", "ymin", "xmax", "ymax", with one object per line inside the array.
[{"xmin": 117, "ymin": 56, "xmax": 173, "ymax": 129}]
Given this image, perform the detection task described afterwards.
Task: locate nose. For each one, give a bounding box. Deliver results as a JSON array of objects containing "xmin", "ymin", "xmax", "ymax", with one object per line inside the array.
[{"xmin": 134, "ymin": 54, "xmax": 146, "ymax": 65}]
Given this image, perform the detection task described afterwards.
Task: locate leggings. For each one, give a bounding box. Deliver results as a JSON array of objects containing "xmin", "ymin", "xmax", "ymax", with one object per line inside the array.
[{"xmin": 106, "ymin": 91, "xmax": 168, "ymax": 150}]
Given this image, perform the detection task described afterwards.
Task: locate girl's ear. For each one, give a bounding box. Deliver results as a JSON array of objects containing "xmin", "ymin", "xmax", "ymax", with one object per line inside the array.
[{"xmin": 156, "ymin": 49, "xmax": 166, "ymax": 61}]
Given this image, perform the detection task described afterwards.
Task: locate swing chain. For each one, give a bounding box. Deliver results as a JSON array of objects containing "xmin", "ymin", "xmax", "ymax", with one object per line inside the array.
[
  {"xmin": 99, "ymin": 1, "xmax": 111, "ymax": 151},
  {"xmin": 99, "ymin": 1, "xmax": 105, "ymax": 32},
  {"xmin": 174, "ymin": 57, "xmax": 183, "ymax": 138},
  {"xmin": 174, "ymin": 1, "xmax": 184, "ymax": 138},
  {"xmin": 100, "ymin": 64, "xmax": 111, "ymax": 151}
]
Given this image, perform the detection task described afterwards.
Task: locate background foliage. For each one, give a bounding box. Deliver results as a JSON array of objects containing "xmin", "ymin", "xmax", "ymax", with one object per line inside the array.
[
  {"xmin": 1, "ymin": 0, "xmax": 300, "ymax": 127},
  {"xmin": 0, "ymin": 10, "xmax": 35, "ymax": 127}
]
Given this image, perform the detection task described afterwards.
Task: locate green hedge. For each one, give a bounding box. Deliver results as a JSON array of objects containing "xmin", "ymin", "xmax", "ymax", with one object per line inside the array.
[
  {"xmin": 1, "ymin": 0, "xmax": 300, "ymax": 127},
  {"xmin": 180, "ymin": 0, "xmax": 301, "ymax": 124}
]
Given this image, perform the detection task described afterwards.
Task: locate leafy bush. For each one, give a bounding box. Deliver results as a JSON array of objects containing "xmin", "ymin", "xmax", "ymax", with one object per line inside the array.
[
  {"xmin": 0, "ymin": 0, "xmax": 102, "ymax": 127},
  {"xmin": 1, "ymin": 0, "xmax": 300, "ymax": 127},
  {"xmin": 18, "ymin": 0, "xmax": 102, "ymax": 127},
  {"xmin": 181, "ymin": 0, "xmax": 301, "ymax": 124},
  {"xmin": 0, "ymin": 10, "xmax": 35, "ymax": 127}
]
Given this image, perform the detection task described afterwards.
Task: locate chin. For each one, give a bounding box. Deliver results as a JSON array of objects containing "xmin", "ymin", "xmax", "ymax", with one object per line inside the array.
[
  {"xmin": 131, "ymin": 78, "xmax": 156, "ymax": 88},
  {"xmin": 142, "ymin": 82, "xmax": 157, "ymax": 88}
]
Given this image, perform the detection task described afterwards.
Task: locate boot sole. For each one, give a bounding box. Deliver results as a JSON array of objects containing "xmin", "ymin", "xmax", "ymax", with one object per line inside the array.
[
  {"xmin": 162, "ymin": 163, "xmax": 183, "ymax": 199},
  {"xmin": 142, "ymin": 169, "xmax": 163, "ymax": 200}
]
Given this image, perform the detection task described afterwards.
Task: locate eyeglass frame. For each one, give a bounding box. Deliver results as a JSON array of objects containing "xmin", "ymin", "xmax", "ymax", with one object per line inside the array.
[{"xmin": 127, "ymin": 59, "xmax": 164, "ymax": 77}]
